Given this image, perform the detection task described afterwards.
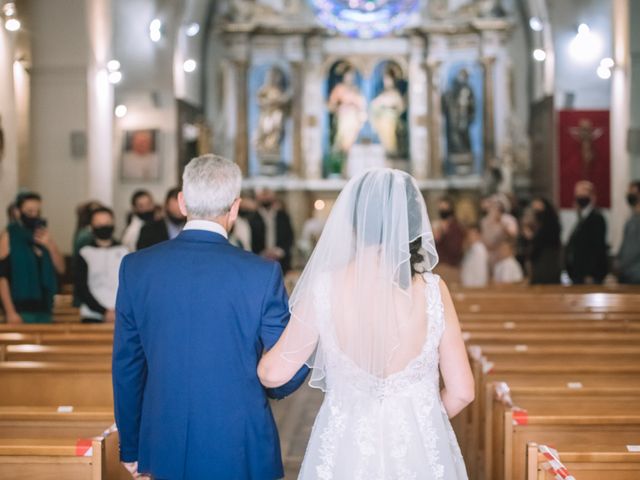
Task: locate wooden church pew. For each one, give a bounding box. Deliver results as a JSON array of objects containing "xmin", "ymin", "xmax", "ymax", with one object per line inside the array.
[
  {"xmin": 1, "ymin": 344, "xmax": 112, "ymax": 363},
  {"xmin": 526, "ymin": 442, "xmax": 640, "ymax": 480},
  {"xmin": 488, "ymin": 385, "xmax": 640, "ymax": 480},
  {"xmin": 0, "ymin": 362, "xmax": 113, "ymax": 407},
  {"xmin": 0, "ymin": 408, "xmax": 129, "ymax": 480}
]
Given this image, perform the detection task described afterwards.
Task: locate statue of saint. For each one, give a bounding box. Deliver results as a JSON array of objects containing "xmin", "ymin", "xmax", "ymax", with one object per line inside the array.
[
  {"xmin": 370, "ymin": 66, "xmax": 406, "ymax": 157},
  {"xmin": 443, "ymin": 68, "xmax": 476, "ymax": 156},
  {"xmin": 256, "ymin": 67, "xmax": 290, "ymax": 158},
  {"xmin": 328, "ymin": 66, "xmax": 367, "ymax": 154}
]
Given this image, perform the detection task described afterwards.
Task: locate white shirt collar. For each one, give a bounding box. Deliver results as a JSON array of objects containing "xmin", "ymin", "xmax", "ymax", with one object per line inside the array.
[{"xmin": 183, "ymin": 220, "xmax": 228, "ymax": 239}]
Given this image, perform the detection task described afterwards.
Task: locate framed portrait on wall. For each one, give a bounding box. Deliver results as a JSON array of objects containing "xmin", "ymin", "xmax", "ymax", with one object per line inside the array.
[{"xmin": 121, "ymin": 129, "xmax": 161, "ymax": 182}]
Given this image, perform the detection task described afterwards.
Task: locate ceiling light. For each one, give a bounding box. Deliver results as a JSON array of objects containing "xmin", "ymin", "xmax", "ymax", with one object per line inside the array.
[
  {"xmin": 569, "ymin": 23, "xmax": 602, "ymax": 63},
  {"xmin": 314, "ymin": 199, "xmax": 326, "ymax": 211},
  {"xmin": 597, "ymin": 65, "xmax": 612, "ymax": 80},
  {"xmin": 600, "ymin": 57, "xmax": 614, "ymax": 69},
  {"xmin": 533, "ymin": 49, "xmax": 546, "ymax": 62},
  {"xmin": 185, "ymin": 22, "xmax": 200, "ymax": 37},
  {"xmin": 529, "ymin": 17, "xmax": 543, "ymax": 32},
  {"xmin": 4, "ymin": 18, "xmax": 20, "ymax": 31},
  {"xmin": 115, "ymin": 105, "xmax": 128, "ymax": 118},
  {"xmin": 107, "ymin": 60, "xmax": 121, "ymax": 72},
  {"xmin": 149, "ymin": 18, "xmax": 162, "ymax": 42},
  {"xmin": 108, "ymin": 71, "xmax": 122, "ymax": 84},
  {"xmin": 183, "ymin": 59, "xmax": 197, "ymax": 73}
]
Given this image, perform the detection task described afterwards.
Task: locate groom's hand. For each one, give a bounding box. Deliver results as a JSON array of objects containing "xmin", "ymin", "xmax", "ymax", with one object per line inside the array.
[{"xmin": 122, "ymin": 461, "xmax": 151, "ymax": 479}]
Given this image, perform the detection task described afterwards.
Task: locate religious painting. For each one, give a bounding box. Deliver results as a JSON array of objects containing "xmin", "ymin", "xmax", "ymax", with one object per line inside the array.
[
  {"xmin": 441, "ymin": 61, "xmax": 484, "ymax": 176},
  {"xmin": 248, "ymin": 62, "xmax": 293, "ymax": 177},
  {"xmin": 558, "ymin": 110, "xmax": 610, "ymax": 208},
  {"xmin": 370, "ymin": 60, "xmax": 409, "ymax": 161},
  {"xmin": 0, "ymin": 114, "xmax": 4, "ymax": 163},
  {"xmin": 324, "ymin": 60, "xmax": 367, "ymax": 177},
  {"xmin": 120, "ymin": 129, "xmax": 161, "ymax": 182}
]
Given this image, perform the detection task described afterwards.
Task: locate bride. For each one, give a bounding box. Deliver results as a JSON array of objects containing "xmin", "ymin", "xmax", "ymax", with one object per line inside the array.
[{"xmin": 258, "ymin": 168, "xmax": 474, "ymax": 479}]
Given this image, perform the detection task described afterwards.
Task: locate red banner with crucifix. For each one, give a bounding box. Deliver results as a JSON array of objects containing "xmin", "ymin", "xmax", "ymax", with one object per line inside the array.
[{"xmin": 558, "ymin": 110, "xmax": 610, "ymax": 208}]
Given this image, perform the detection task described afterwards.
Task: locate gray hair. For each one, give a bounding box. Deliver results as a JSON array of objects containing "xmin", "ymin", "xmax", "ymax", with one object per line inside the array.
[{"xmin": 182, "ymin": 154, "xmax": 242, "ymax": 219}]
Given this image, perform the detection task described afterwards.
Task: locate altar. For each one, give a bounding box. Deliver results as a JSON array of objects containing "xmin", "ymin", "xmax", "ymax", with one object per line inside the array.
[{"xmin": 204, "ymin": 0, "xmax": 531, "ymax": 200}]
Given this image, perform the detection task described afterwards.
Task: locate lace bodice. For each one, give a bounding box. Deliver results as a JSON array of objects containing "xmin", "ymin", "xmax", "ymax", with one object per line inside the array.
[{"xmin": 313, "ymin": 272, "xmax": 445, "ymax": 399}]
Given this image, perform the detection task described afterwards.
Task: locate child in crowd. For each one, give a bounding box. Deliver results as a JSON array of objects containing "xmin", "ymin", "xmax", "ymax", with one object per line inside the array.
[
  {"xmin": 493, "ymin": 240, "xmax": 524, "ymax": 284},
  {"xmin": 460, "ymin": 225, "xmax": 489, "ymax": 288}
]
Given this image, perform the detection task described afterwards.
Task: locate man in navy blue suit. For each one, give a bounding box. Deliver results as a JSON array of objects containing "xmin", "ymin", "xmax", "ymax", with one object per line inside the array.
[{"xmin": 113, "ymin": 154, "xmax": 309, "ymax": 479}]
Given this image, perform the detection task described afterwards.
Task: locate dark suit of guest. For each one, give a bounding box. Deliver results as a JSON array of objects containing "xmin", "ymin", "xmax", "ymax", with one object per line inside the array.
[
  {"xmin": 249, "ymin": 208, "xmax": 294, "ymax": 273},
  {"xmin": 565, "ymin": 208, "xmax": 608, "ymax": 284},
  {"xmin": 113, "ymin": 227, "xmax": 308, "ymax": 479},
  {"xmin": 136, "ymin": 219, "xmax": 169, "ymax": 250}
]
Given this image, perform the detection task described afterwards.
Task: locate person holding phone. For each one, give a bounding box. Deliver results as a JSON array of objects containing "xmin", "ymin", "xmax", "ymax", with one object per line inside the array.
[{"xmin": 0, "ymin": 192, "xmax": 65, "ymax": 323}]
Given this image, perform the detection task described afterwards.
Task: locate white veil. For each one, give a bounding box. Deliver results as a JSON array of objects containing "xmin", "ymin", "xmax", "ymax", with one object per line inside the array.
[{"xmin": 281, "ymin": 168, "xmax": 438, "ymax": 391}]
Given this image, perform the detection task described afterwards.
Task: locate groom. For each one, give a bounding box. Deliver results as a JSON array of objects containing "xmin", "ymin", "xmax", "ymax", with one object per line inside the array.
[{"xmin": 112, "ymin": 155, "xmax": 309, "ymax": 479}]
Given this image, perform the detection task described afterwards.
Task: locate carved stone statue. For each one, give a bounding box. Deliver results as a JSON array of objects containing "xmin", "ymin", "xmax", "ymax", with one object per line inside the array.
[
  {"xmin": 255, "ymin": 67, "xmax": 291, "ymax": 159},
  {"xmin": 370, "ymin": 66, "xmax": 406, "ymax": 157},
  {"xmin": 327, "ymin": 66, "xmax": 367, "ymax": 154},
  {"xmin": 443, "ymin": 68, "xmax": 476, "ymax": 156}
]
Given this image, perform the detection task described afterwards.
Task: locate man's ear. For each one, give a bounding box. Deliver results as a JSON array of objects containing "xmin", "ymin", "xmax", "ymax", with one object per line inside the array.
[
  {"xmin": 228, "ymin": 198, "xmax": 241, "ymax": 224},
  {"xmin": 178, "ymin": 192, "xmax": 188, "ymax": 217}
]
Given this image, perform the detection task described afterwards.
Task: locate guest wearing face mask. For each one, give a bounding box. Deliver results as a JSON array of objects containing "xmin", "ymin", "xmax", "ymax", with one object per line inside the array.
[
  {"xmin": 249, "ymin": 189, "xmax": 294, "ymax": 273},
  {"xmin": 523, "ymin": 197, "xmax": 562, "ymax": 284},
  {"xmin": 137, "ymin": 188, "xmax": 186, "ymax": 250},
  {"xmin": 0, "ymin": 192, "xmax": 65, "ymax": 323},
  {"xmin": 565, "ymin": 180, "xmax": 608, "ymax": 284},
  {"xmin": 74, "ymin": 207, "xmax": 129, "ymax": 323},
  {"xmin": 616, "ymin": 181, "xmax": 640, "ymax": 284},
  {"xmin": 121, "ymin": 190, "xmax": 156, "ymax": 252},
  {"xmin": 433, "ymin": 197, "xmax": 465, "ymax": 283}
]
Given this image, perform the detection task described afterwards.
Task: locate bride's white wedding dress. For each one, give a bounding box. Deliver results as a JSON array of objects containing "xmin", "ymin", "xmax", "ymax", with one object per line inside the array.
[{"xmin": 297, "ymin": 272, "xmax": 468, "ymax": 480}]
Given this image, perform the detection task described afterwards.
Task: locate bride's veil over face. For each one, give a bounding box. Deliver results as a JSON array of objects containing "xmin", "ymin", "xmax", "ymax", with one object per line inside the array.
[{"xmin": 282, "ymin": 168, "xmax": 438, "ymax": 390}]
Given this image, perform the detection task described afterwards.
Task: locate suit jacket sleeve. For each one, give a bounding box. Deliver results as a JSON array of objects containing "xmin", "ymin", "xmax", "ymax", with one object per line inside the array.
[
  {"xmin": 112, "ymin": 255, "xmax": 148, "ymax": 462},
  {"xmin": 260, "ymin": 263, "xmax": 309, "ymax": 399}
]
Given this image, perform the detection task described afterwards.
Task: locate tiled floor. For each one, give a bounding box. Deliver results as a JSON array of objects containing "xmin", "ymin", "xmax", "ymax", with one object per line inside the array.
[{"xmin": 271, "ymin": 385, "xmax": 324, "ymax": 479}]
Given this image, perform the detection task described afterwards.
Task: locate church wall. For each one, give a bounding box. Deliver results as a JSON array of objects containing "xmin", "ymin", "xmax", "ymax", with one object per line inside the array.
[
  {"xmin": 0, "ymin": 24, "xmax": 18, "ymax": 214},
  {"xmin": 24, "ymin": 0, "xmax": 91, "ymax": 253},
  {"xmin": 547, "ymin": 0, "xmax": 613, "ymax": 110},
  {"xmin": 630, "ymin": 0, "xmax": 640, "ymax": 180},
  {"xmin": 110, "ymin": 0, "xmax": 180, "ymax": 236}
]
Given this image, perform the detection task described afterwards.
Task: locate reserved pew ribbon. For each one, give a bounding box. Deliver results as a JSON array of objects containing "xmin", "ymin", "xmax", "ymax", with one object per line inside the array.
[
  {"xmin": 538, "ymin": 445, "xmax": 576, "ymax": 480},
  {"xmin": 75, "ymin": 439, "xmax": 93, "ymax": 457},
  {"xmin": 512, "ymin": 407, "xmax": 528, "ymax": 426}
]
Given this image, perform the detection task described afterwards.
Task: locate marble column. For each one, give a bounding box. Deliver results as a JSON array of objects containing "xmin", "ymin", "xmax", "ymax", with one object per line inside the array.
[
  {"xmin": 409, "ymin": 35, "xmax": 428, "ymax": 180},
  {"xmin": 0, "ymin": 24, "xmax": 18, "ymax": 210},
  {"xmin": 610, "ymin": 0, "xmax": 631, "ymax": 252},
  {"xmin": 481, "ymin": 56, "xmax": 496, "ymax": 172},
  {"xmin": 425, "ymin": 60, "xmax": 443, "ymax": 179},
  {"xmin": 234, "ymin": 60, "xmax": 249, "ymax": 176},
  {"xmin": 86, "ymin": 0, "xmax": 114, "ymax": 206},
  {"xmin": 301, "ymin": 36, "xmax": 324, "ymax": 180}
]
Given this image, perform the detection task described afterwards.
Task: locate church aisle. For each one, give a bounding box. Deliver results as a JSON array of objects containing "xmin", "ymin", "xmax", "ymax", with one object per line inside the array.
[{"xmin": 271, "ymin": 385, "xmax": 324, "ymax": 478}]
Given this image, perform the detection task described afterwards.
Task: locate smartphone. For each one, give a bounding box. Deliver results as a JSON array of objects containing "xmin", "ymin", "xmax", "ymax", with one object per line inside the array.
[{"xmin": 34, "ymin": 218, "xmax": 48, "ymax": 230}]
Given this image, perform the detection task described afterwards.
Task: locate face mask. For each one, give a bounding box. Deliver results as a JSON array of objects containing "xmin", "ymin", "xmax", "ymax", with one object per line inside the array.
[
  {"xmin": 93, "ymin": 225, "xmax": 115, "ymax": 240},
  {"xmin": 167, "ymin": 213, "xmax": 185, "ymax": 226},
  {"xmin": 137, "ymin": 210, "xmax": 155, "ymax": 222},
  {"xmin": 20, "ymin": 214, "xmax": 40, "ymax": 231},
  {"xmin": 439, "ymin": 210, "xmax": 453, "ymax": 220},
  {"xmin": 575, "ymin": 196, "xmax": 591, "ymax": 209},
  {"xmin": 627, "ymin": 193, "xmax": 638, "ymax": 207}
]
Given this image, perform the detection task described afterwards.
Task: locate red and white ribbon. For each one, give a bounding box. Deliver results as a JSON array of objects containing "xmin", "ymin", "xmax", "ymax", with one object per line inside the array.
[
  {"xmin": 511, "ymin": 407, "xmax": 528, "ymax": 426},
  {"xmin": 538, "ymin": 445, "xmax": 576, "ymax": 480},
  {"xmin": 75, "ymin": 438, "xmax": 93, "ymax": 457}
]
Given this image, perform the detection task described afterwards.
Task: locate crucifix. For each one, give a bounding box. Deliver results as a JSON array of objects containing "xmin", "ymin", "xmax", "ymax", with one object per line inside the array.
[{"xmin": 569, "ymin": 119, "xmax": 603, "ymax": 178}]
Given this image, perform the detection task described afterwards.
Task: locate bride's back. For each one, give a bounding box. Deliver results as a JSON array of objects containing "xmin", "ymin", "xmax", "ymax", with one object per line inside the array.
[{"xmin": 329, "ymin": 266, "xmax": 430, "ymax": 379}]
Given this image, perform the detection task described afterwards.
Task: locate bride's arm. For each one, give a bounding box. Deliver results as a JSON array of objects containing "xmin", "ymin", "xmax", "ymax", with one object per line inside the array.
[
  {"xmin": 438, "ymin": 279, "xmax": 475, "ymax": 418},
  {"xmin": 258, "ymin": 307, "xmax": 319, "ymax": 389}
]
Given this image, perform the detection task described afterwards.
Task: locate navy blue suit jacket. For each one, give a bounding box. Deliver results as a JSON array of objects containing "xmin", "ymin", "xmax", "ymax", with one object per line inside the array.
[{"xmin": 112, "ymin": 229, "xmax": 308, "ymax": 479}]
